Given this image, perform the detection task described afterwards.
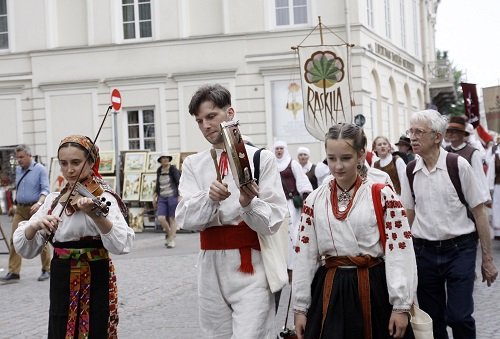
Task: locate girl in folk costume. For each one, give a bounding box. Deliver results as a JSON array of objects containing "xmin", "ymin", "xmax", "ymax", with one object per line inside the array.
[
  {"xmin": 293, "ymin": 124, "xmax": 417, "ymax": 339},
  {"xmin": 274, "ymin": 140, "xmax": 313, "ymax": 272},
  {"xmin": 372, "ymin": 136, "xmax": 407, "ymax": 195},
  {"xmin": 14, "ymin": 135, "xmax": 134, "ymax": 339}
]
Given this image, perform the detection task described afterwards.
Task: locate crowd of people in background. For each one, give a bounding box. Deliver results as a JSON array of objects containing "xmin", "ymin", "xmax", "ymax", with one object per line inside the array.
[{"xmin": 3, "ymin": 81, "xmax": 500, "ymax": 339}]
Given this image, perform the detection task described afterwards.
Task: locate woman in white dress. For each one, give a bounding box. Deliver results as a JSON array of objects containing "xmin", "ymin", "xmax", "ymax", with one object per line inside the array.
[{"xmin": 13, "ymin": 135, "xmax": 134, "ymax": 338}]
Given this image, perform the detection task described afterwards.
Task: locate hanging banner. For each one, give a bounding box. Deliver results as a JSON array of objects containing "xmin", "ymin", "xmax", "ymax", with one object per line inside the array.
[
  {"xmin": 298, "ymin": 45, "xmax": 353, "ymax": 141},
  {"xmin": 461, "ymin": 82, "xmax": 480, "ymax": 128},
  {"xmin": 483, "ymin": 85, "xmax": 500, "ymax": 133}
]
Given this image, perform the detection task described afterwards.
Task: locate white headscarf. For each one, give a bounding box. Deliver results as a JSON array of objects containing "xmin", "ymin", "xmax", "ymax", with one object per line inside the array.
[
  {"xmin": 297, "ymin": 146, "xmax": 310, "ymax": 156},
  {"xmin": 297, "ymin": 146, "xmax": 312, "ymax": 171},
  {"xmin": 274, "ymin": 140, "xmax": 291, "ymax": 172}
]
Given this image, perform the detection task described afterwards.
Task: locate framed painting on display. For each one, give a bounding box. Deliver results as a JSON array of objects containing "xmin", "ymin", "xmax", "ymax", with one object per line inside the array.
[
  {"xmin": 122, "ymin": 173, "xmax": 141, "ymax": 201},
  {"xmin": 98, "ymin": 151, "xmax": 115, "ymax": 174},
  {"xmin": 123, "ymin": 152, "xmax": 147, "ymax": 172},
  {"xmin": 140, "ymin": 173, "xmax": 156, "ymax": 202},
  {"xmin": 128, "ymin": 207, "xmax": 144, "ymax": 233},
  {"xmin": 145, "ymin": 152, "xmax": 161, "ymax": 173}
]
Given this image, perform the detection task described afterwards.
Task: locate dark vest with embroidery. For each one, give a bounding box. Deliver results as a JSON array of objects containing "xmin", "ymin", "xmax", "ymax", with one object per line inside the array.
[
  {"xmin": 445, "ymin": 144, "xmax": 476, "ymax": 165},
  {"xmin": 374, "ymin": 157, "xmax": 401, "ymax": 195},
  {"xmin": 280, "ymin": 161, "xmax": 298, "ymax": 199},
  {"xmin": 305, "ymin": 164, "xmax": 318, "ymax": 190}
]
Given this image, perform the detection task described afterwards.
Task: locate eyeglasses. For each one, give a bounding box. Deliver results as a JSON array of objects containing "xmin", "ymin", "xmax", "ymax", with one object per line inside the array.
[{"xmin": 405, "ymin": 128, "xmax": 434, "ymax": 138}]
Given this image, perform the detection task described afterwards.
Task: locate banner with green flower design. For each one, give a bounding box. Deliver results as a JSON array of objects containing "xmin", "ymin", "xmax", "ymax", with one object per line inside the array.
[{"xmin": 298, "ymin": 44, "xmax": 353, "ymax": 141}]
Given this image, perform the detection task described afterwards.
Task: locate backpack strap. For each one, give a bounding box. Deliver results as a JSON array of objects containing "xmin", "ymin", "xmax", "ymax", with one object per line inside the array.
[
  {"xmin": 253, "ymin": 148, "xmax": 265, "ymax": 185},
  {"xmin": 405, "ymin": 159, "xmax": 417, "ymax": 201},
  {"xmin": 445, "ymin": 152, "xmax": 475, "ymax": 222},
  {"xmin": 371, "ymin": 183, "xmax": 387, "ymax": 253}
]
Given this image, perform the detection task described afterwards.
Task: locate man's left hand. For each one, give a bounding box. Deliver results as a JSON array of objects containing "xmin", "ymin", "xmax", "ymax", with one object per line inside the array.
[
  {"xmin": 239, "ymin": 181, "xmax": 259, "ymax": 207},
  {"xmin": 481, "ymin": 257, "xmax": 498, "ymax": 287},
  {"xmin": 30, "ymin": 202, "xmax": 42, "ymax": 216}
]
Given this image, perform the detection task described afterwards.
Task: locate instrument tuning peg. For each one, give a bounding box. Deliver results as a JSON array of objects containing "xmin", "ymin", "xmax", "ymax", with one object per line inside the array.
[{"xmin": 106, "ymin": 201, "xmax": 111, "ymax": 206}]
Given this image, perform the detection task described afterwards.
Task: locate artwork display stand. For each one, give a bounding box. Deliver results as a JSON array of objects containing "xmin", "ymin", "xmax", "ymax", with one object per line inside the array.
[{"xmin": 116, "ymin": 150, "xmax": 195, "ymax": 232}]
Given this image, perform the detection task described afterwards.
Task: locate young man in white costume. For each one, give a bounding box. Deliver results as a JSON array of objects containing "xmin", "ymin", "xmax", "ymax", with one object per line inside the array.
[{"xmin": 175, "ymin": 84, "xmax": 288, "ymax": 339}]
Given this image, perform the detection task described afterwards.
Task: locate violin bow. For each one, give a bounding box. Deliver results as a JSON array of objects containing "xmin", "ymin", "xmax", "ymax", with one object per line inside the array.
[{"xmin": 45, "ymin": 105, "xmax": 113, "ymax": 244}]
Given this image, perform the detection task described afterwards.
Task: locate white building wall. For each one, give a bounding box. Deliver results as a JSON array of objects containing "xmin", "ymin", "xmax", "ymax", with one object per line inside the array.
[{"xmin": 0, "ymin": 0, "xmax": 437, "ymax": 166}]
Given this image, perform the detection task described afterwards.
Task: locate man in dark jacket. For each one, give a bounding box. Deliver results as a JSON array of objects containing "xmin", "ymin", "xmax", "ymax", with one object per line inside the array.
[{"xmin": 153, "ymin": 153, "xmax": 181, "ymax": 248}]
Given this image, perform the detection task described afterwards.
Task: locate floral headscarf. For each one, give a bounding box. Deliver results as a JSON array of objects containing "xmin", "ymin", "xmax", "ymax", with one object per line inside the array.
[{"xmin": 58, "ymin": 135, "xmax": 101, "ymax": 178}]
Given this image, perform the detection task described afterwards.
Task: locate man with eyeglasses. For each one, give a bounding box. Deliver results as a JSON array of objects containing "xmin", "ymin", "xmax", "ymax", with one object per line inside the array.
[{"xmin": 400, "ymin": 109, "xmax": 498, "ymax": 339}]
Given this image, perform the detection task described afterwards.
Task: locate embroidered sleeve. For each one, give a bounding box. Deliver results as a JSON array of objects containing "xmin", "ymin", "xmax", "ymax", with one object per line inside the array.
[
  {"xmin": 292, "ymin": 193, "xmax": 321, "ymax": 314},
  {"xmin": 381, "ymin": 186, "xmax": 417, "ymax": 311}
]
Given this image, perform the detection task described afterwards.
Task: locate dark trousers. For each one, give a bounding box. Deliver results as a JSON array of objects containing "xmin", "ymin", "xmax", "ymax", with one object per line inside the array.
[{"xmin": 414, "ymin": 234, "xmax": 477, "ymax": 339}]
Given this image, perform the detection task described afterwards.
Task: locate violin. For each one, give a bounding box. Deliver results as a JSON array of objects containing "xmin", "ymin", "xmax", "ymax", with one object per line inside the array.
[{"xmin": 59, "ymin": 176, "xmax": 111, "ymax": 217}]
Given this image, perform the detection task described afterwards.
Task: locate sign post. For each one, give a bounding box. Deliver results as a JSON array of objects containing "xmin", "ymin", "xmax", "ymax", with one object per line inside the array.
[{"xmin": 111, "ymin": 89, "xmax": 122, "ymax": 196}]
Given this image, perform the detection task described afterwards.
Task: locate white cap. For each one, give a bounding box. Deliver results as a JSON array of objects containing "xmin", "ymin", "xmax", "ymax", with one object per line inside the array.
[
  {"xmin": 273, "ymin": 140, "xmax": 287, "ymax": 149},
  {"xmin": 297, "ymin": 146, "xmax": 310, "ymax": 156}
]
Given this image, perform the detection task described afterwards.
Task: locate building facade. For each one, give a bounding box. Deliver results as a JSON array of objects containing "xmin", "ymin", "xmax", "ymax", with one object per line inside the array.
[{"xmin": 0, "ymin": 0, "xmax": 443, "ymax": 183}]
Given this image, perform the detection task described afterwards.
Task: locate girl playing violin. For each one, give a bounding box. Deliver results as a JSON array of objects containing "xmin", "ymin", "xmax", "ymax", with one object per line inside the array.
[{"xmin": 13, "ymin": 135, "xmax": 134, "ymax": 339}]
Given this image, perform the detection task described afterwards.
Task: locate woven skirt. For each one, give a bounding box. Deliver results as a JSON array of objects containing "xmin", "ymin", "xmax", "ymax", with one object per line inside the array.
[{"xmin": 304, "ymin": 262, "xmax": 415, "ymax": 339}]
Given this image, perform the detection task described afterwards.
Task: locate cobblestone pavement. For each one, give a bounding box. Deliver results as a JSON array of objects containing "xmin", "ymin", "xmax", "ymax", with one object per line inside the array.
[{"xmin": 1, "ymin": 214, "xmax": 499, "ymax": 338}]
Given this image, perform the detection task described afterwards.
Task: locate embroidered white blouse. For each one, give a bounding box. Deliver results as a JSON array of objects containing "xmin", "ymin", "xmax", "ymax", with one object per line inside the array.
[{"xmin": 292, "ymin": 180, "xmax": 417, "ymax": 313}]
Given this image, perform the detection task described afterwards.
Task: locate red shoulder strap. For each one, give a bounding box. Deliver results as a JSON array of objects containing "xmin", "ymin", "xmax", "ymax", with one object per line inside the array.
[{"xmin": 371, "ymin": 183, "xmax": 387, "ymax": 253}]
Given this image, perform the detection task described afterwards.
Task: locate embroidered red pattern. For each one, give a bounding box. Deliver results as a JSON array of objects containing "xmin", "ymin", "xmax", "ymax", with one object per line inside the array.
[
  {"xmin": 303, "ymin": 205, "xmax": 314, "ymax": 217},
  {"xmin": 294, "ymin": 246, "xmax": 300, "ymax": 253},
  {"xmin": 398, "ymin": 242, "xmax": 407, "ymax": 249},
  {"xmin": 389, "ymin": 243, "xmax": 394, "ymax": 251},
  {"xmin": 386, "ymin": 200, "xmax": 403, "ymax": 208},
  {"xmin": 301, "ymin": 236, "xmax": 309, "ymax": 244},
  {"xmin": 403, "ymin": 231, "xmax": 412, "ymax": 239},
  {"xmin": 394, "ymin": 220, "xmax": 402, "ymax": 228},
  {"xmin": 385, "ymin": 221, "xmax": 392, "ymax": 230},
  {"xmin": 392, "ymin": 233, "xmax": 398, "ymax": 240}
]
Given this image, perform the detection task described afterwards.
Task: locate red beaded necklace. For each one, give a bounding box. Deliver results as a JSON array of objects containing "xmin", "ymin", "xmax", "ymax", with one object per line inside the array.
[{"xmin": 330, "ymin": 175, "xmax": 362, "ymax": 220}]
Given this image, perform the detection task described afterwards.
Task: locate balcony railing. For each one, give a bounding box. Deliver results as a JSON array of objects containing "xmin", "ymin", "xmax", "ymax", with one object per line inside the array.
[{"xmin": 428, "ymin": 60, "xmax": 454, "ymax": 83}]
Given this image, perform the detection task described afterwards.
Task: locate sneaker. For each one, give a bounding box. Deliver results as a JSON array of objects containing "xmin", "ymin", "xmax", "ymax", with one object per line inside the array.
[
  {"xmin": 0, "ymin": 272, "xmax": 20, "ymax": 283},
  {"xmin": 37, "ymin": 271, "xmax": 50, "ymax": 281},
  {"xmin": 167, "ymin": 239, "xmax": 176, "ymax": 248}
]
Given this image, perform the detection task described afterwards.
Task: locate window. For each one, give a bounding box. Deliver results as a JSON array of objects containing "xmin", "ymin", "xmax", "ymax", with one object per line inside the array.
[
  {"xmin": 275, "ymin": 0, "xmax": 308, "ymax": 26},
  {"xmin": 0, "ymin": 0, "xmax": 8, "ymax": 49},
  {"xmin": 122, "ymin": 0, "xmax": 152, "ymax": 40},
  {"xmin": 127, "ymin": 109, "xmax": 156, "ymax": 150},
  {"xmin": 366, "ymin": 0, "xmax": 374, "ymax": 28},
  {"xmin": 384, "ymin": 0, "xmax": 391, "ymax": 39}
]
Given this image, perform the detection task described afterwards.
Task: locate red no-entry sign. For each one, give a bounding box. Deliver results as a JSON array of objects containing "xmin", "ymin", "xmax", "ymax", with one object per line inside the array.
[{"xmin": 111, "ymin": 89, "xmax": 122, "ymax": 111}]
